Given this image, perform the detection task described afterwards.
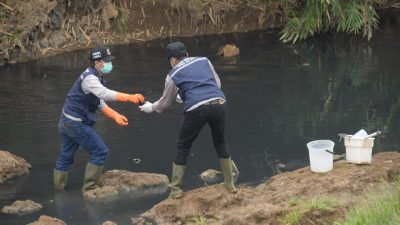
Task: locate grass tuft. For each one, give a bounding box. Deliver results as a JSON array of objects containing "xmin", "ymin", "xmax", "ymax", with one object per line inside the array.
[
  {"xmin": 283, "ymin": 196, "xmax": 339, "ymax": 225},
  {"xmin": 338, "ymin": 180, "xmax": 400, "ymax": 225},
  {"xmin": 190, "ymin": 214, "xmax": 207, "ymax": 225}
]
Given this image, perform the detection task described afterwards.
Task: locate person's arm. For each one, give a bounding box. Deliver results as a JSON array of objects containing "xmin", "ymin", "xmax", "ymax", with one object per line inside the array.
[
  {"xmin": 82, "ymin": 75, "xmax": 144, "ymax": 104},
  {"xmin": 140, "ymin": 75, "xmax": 178, "ymax": 113},
  {"xmin": 152, "ymin": 75, "xmax": 179, "ymax": 113},
  {"xmin": 81, "ymin": 75, "xmax": 117, "ymax": 101},
  {"xmin": 208, "ymin": 60, "xmax": 221, "ymax": 89}
]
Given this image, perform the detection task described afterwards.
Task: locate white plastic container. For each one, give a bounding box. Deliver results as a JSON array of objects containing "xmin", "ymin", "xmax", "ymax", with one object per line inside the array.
[
  {"xmin": 307, "ymin": 140, "xmax": 335, "ymax": 173},
  {"xmin": 344, "ymin": 135, "xmax": 374, "ymax": 164}
]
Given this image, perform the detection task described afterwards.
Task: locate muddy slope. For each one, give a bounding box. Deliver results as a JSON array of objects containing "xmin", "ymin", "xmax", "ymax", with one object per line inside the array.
[
  {"xmin": 137, "ymin": 152, "xmax": 400, "ymax": 225},
  {"xmin": 0, "ymin": 0, "xmax": 290, "ymax": 64}
]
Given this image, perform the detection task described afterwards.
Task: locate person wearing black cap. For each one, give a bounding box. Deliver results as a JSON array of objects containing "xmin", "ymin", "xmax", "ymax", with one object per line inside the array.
[
  {"xmin": 54, "ymin": 46, "xmax": 145, "ymax": 193},
  {"xmin": 139, "ymin": 42, "xmax": 237, "ymax": 198}
]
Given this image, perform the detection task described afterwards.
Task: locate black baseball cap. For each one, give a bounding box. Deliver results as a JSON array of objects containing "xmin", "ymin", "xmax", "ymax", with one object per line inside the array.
[
  {"xmin": 166, "ymin": 42, "xmax": 188, "ymax": 60},
  {"xmin": 89, "ymin": 46, "xmax": 116, "ymax": 62}
]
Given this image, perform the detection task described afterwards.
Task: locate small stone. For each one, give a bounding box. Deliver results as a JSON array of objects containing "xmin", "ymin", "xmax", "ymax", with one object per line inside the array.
[
  {"xmin": 2, "ymin": 200, "xmax": 42, "ymax": 216},
  {"xmin": 0, "ymin": 150, "xmax": 31, "ymax": 183},
  {"xmin": 39, "ymin": 39, "xmax": 49, "ymax": 48},
  {"xmin": 218, "ymin": 44, "xmax": 240, "ymax": 57},
  {"xmin": 27, "ymin": 215, "xmax": 67, "ymax": 225},
  {"xmin": 199, "ymin": 169, "xmax": 223, "ymax": 185},
  {"xmin": 102, "ymin": 221, "xmax": 117, "ymax": 225},
  {"xmin": 48, "ymin": 31, "xmax": 66, "ymax": 47},
  {"xmin": 132, "ymin": 158, "xmax": 141, "ymax": 164}
]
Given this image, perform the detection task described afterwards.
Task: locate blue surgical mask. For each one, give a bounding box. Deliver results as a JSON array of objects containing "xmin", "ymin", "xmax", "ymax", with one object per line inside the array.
[{"xmin": 101, "ymin": 62, "xmax": 113, "ymax": 74}]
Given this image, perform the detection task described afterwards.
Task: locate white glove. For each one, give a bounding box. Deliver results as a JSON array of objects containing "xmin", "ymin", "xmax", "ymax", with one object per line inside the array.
[
  {"xmin": 139, "ymin": 101, "xmax": 154, "ymax": 113},
  {"xmin": 176, "ymin": 94, "xmax": 183, "ymax": 103}
]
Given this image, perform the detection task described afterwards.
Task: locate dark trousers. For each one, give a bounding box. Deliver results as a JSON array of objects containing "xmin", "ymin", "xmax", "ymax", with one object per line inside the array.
[
  {"xmin": 55, "ymin": 114, "xmax": 109, "ymax": 171},
  {"xmin": 174, "ymin": 103, "xmax": 231, "ymax": 165}
]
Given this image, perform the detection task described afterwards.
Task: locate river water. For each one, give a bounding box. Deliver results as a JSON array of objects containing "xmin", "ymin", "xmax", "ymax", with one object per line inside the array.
[{"xmin": 0, "ymin": 20, "xmax": 400, "ymax": 224}]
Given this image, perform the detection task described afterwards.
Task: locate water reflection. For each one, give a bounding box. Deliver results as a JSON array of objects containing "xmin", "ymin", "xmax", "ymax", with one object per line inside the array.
[{"xmin": 0, "ymin": 25, "xmax": 400, "ymax": 224}]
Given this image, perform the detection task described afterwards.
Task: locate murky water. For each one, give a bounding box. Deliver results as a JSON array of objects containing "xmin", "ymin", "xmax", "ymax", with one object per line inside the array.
[{"xmin": 1, "ymin": 20, "xmax": 400, "ymax": 224}]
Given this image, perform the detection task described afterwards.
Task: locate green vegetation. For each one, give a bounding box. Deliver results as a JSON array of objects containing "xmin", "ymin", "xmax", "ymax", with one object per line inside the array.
[
  {"xmin": 282, "ymin": 209, "xmax": 302, "ymax": 225},
  {"xmin": 283, "ymin": 179, "xmax": 400, "ymax": 225},
  {"xmin": 288, "ymin": 196, "xmax": 301, "ymax": 206},
  {"xmin": 280, "ymin": 0, "xmax": 380, "ymax": 43},
  {"xmin": 338, "ymin": 180, "xmax": 400, "ymax": 225},
  {"xmin": 116, "ymin": 3, "xmax": 130, "ymax": 33},
  {"xmin": 307, "ymin": 196, "xmax": 338, "ymax": 210},
  {"xmin": 283, "ymin": 196, "xmax": 339, "ymax": 225},
  {"xmin": 191, "ymin": 214, "xmax": 207, "ymax": 225},
  {"xmin": 283, "ymin": 208, "xmax": 302, "ymax": 225}
]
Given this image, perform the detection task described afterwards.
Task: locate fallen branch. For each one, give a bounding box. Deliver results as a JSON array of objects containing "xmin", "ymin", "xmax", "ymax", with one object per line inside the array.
[
  {"xmin": 78, "ymin": 26, "xmax": 91, "ymax": 46},
  {"xmin": 0, "ymin": 30, "xmax": 12, "ymax": 36},
  {"xmin": 0, "ymin": 2, "xmax": 15, "ymax": 11}
]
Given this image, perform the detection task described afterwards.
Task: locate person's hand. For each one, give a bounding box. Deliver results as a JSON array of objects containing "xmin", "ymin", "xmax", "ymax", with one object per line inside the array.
[
  {"xmin": 139, "ymin": 101, "xmax": 154, "ymax": 113},
  {"xmin": 116, "ymin": 93, "xmax": 145, "ymax": 105},
  {"xmin": 129, "ymin": 94, "xmax": 145, "ymax": 105},
  {"xmin": 101, "ymin": 106, "xmax": 128, "ymax": 126},
  {"xmin": 114, "ymin": 114, "xmax": 128, "ymax": 126}
]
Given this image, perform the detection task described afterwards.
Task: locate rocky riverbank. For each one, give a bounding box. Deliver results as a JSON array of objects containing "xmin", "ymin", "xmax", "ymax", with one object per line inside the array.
[{"xmin": 1, "ymin": 149, "xmax": 399, "ymax": 224}]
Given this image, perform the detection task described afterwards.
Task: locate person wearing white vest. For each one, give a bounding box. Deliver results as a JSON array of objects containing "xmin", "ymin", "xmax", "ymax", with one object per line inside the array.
[{"xmin": 139, "ymin": 42, "xmax": 237, "ymax": 199}]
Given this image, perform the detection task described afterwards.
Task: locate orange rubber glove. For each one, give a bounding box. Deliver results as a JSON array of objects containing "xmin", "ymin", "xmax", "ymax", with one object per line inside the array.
[
  {"xmin": 101, "ymin": 106, "xmax": 128, "ymax": 126},
  {"xmin": 115, "ymin": 93, "xmax": 145, "ymax": 105}
]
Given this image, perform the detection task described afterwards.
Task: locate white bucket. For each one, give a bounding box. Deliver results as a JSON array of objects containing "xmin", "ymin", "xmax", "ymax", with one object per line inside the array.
[
  {"xmin": 344, "ymin": 135, "xmax": 374, "ymax": 164},
  {"xmin": 307, "ymin": 140, "xmax": 335, "ymax": 173}
]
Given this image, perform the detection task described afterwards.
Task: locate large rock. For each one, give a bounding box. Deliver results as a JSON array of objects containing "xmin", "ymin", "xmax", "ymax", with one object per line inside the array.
[
  {"xmin": 1, "ymin": 200, "xmax": 42, "ymax": 216},
  {"xmin": 0, "ymin": 150, "xmax": 31, "ymax": 184},
  {"xmin": 48, "ymin": 30, "xmax": 67, "ymax": 47},
  {"xmin": 83, "ymin": 170, "xmax": 169, "ymax": 201},
  {"xmin": 27, "ymin": 215, "xmax": 67, "ymax": 225}
]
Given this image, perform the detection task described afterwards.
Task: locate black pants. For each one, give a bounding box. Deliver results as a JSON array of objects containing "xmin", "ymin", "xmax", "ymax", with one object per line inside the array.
[{"xmin": 174, "ymin": 103, "xmax": 231, "ymax": 165}]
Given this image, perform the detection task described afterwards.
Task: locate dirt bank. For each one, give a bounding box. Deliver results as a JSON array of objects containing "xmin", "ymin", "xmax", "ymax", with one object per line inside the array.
[
  {"xmin": 135, "ymin": 151, "xmax": 400, "ymax": 225},
  {"xmin": 0, "ymin": 0, "xmax": 289, "ymax": 65}
]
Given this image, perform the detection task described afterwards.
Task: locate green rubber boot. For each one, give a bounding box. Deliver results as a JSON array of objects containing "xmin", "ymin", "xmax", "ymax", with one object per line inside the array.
[
  {"xmin": 168, "ymin": 163, "xmax": 186, "ymax": 199},
  {"xmin": 232, "ymin": 160, "xmax": 240, "ymax": 183},
  {"xmin": 81, "ymin": 162, "xmax": 103, "ymax": 193},
  {"xmin": 53, "ymin": 169, "xmax": 68, "ymax": 190},
  {"xmin": 219, "ymin": 157, "xmax": 237, "ymax": 193}
]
